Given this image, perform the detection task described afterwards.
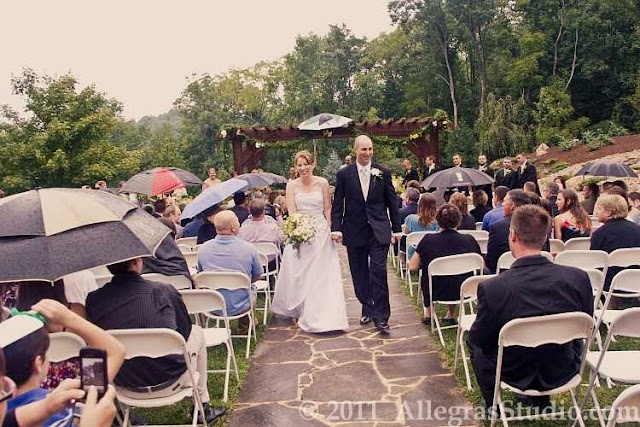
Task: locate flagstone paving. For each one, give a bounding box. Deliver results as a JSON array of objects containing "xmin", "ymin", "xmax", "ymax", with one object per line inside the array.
[{"xmin": 227, "ymin": 249, "xmax": 476, "ymax": 426}]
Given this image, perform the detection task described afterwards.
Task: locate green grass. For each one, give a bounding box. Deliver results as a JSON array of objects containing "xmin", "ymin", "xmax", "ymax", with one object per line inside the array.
[
  {"xmin": 396, "ymin": 267, "xmax": 639, "ymax": 426},
  {"xmin": 131, "ymin": 296, "xmax": 270, "ymax": 425}
]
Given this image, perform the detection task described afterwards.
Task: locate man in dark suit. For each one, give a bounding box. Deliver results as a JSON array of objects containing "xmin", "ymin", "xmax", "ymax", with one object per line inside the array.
[
  {"xmin": 450, "ymin": 153, "xmax": 470, "ymax": 196},
  {"xmin": 493, "ymin": 157, "xmax": 516, "ymax": 189},
  {"xmin": 486, "ymin": 189, "xmax": 532, "ymax": 273},
  {"xmin": 331, "ymin": 135, "xmax": 401, "ymax": 333},
  {"xmin": 468, "ymin": 205, "xmax": 593, "ymax": 408},
  {"xmin": 420, "ymin": 155, "xmax": 442, "ymax": 182},
  {"xmin": 477, "ymin": 154, "xmax": 494, "ymax": 208},
  {"xmin": 399, "ymin": 187, "xmax": 420, "ymax": 225},
  {"xmin": 515, "ymin": 153, "xmax": 540, "ymax": 195},
  {"xmin": 401, "ymin": 159, "xmax": 420, "ymax": 188}
]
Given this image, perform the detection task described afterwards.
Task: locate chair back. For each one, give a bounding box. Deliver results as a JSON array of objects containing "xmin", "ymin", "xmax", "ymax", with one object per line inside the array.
[
  {"xmin": 554, "ymin": 250, "xmax": 609, "ymax": 272},
  {"xmin": 258, "ymin": 253, "xmax": 269, "ymax": 271},
  {"xmin": 48, "ymin": 332, "xmax": 86, "ymax": 363},
  {"xmin": 607, "ymin": 383, "xmax": 640, "ymax": 426},
  {"xmin": 476, "ymin": 238, "xmax": 488, "ymax": 255},
  {"xmin": 177, "ymin": 244, "xmax": 192, "ymax": 254},
  {"xmin": 109, "ymin": 328, "xmax": 186, "ymax": 359},
  {"xmin": 94, "ymin": 274, "xmax": 113, "ymax": 287},
  {"xmin": 564, "ymin": 237, "xmax": 592, "ymax": 251},
  {"xmin": 406, "ymin": 231, "xmax": 436, "ymax": 249},
  {"xmin": 610, "ymin": 269, "xmax": 640, "ymax": 296},
  {"xmin": 253, "ymin": 242, "xmax": 280, "ymax": 257},
  {"xmin": 497, "ymin": 251, "xmax": 553, "ymax": 270},
  {"xmin": 428, "ymin": 253, "xmax": 484, "ymax": 277},
  {"xmin": 460, "ymin": 274, "xmax": 496, "ymax": 301},
  {"xmin": 175, "ymin": 237, "xmax": 197, "ymax": 250},
  {"xmin": 499, "ymin": 312, "xmax": 594, "ymax": 348},
  {"xmin": 182, "ymin": 252, "xmax": 198, "ymax": 270},
  {"xmin": 475, "ymin": 222, "xmax": 483, "ymax": 231},
  {"xmin": 193, "ymin": 271, "xmax": 251, "ymax": 291},
  {"xmin": 583, "ymin": 268, "xmax": 605, "ymax": 305},
  {"xmin": 609, "ymin": 307, "xmax": 640, "ymax": 338},
  {"xmin": 179, "ymin": 289, "xmax": 227, "ymax": 317},
  {"xmin": 609, "ymin": 248, "xmax": 640, "ymax": 268},
  {"xmin": 549, "ymin": 239, "xmax": 565, "ymax": 254},
  {"xmin": 458, "ymin": 230, "xmax": 489, "ymax": 239},
  {"xmin": 141, "ymin": 273, "xmax": 192, "ymax": 290}
]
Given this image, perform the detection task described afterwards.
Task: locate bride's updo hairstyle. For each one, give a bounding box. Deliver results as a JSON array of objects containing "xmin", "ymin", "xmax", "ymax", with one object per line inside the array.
[{"xmin": 294, "ymin": 150, "xmax": 315, "ymax": 166}]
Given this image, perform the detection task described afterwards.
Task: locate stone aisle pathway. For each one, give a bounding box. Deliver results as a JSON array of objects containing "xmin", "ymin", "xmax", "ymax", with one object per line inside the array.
[{"xmin": 227, "ymin": 249, "xmax": 475, "ymax": 426}]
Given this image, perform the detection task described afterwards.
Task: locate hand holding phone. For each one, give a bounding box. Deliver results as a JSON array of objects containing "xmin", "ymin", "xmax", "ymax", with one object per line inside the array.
[{"xmin": 80, "ymin": 348, "xmax": 108, "ymax": 399}]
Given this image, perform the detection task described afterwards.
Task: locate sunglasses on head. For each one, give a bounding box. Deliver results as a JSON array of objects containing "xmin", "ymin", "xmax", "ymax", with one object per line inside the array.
[{"xmin": 0, "ymin": 376, "xmax": 17, "ymax": 404}]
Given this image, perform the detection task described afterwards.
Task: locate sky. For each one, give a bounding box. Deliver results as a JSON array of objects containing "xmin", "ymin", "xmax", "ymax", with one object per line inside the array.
[{"xmin": 1, "ymin": 0, "xmax": 394, "ymax": 120}]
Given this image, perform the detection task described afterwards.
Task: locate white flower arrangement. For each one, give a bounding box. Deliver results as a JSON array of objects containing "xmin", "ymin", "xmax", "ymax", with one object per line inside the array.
[
  {"xmin": 282, "ymin": 213, "xmax": 318, "ymax": 257},
  {"xmin": 371, "ymin": 168, "xmax": 382, "ymax": 180}
]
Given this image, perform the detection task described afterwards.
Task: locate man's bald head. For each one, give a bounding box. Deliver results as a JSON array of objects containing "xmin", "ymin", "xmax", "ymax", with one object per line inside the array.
[
  {"xmin": 213, "ymin": 210, "xmax": 240, "ymax": 235},
  {"xmin": 354, "ymin": 135, "xmax": 374, "ymax": 166}
]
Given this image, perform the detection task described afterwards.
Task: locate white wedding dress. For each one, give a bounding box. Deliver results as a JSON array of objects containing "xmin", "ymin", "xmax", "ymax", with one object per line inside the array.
[{"xmin": 272, "ymin": 191, "xmax": 349, "ymax": 333}]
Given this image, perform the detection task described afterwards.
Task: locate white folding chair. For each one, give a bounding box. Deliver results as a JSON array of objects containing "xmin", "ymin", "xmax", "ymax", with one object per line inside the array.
[
  {"xmin": 454, "ymin": 274, "xmax": 496, "ymax": 390},
  {"xmin": 109, "ymin": 328, "xmax": 206, "ymax": 427},
  {"xmin": 178, "ymin": 244, "xmax": 192, "ymax": 254},
  {"xmin": 94, "ymin": 274, "xmax": 113, "ymax": 287},
  {"xmin": 182, "ymin": 252, "xmax": 198, "ymax": 276},
  {"xmin": 555, "ymin": 250, "xmax": 609, "ymax": 277},
  {"xmin": 458, "ymin": 229, "xmax": 489, "ymax": 239},
  {"xmin": 564, "ymin": 237, "xmax": 593, "ymax": 251},
  {"xmin": 477, "ymin": 237, "xmax": 488, "ymax": 255},
  {"xmin": 496, "ymin": 251, "xmax": 553, "ymax": 272},
  {"xmin": 582, "ymin": 308, "xmax": 640, "ymax": 426},
  {"xmin": 405, "ymin": 231, "xmax": 436, "ymax": 297},
  {"xmin": 475, "ymin": 222, "xmax": 483, "ymax": 231},
  {"xmin": 427, "ymin": 253, "xmax": 484, "ymax": 346},
  {"xmin": 550, "ymin": 239, "xmax": 565, "ymax": 255},
  {"xmin": 594, "ymin": 270, "xmax": 640, "ymax": 338},
  {"xmin": 255, "ymin": 253, "xmax": 272, "ymax": 325},
  {"xmin": 48, "ymin": 332, "xmax": 86, "ymax": 363},
  {"xmin": 253, "ymin": 242, "xmax": 281, "ymax": 276},
  {"xmin": 141, "ymin": 273, "xmax": 192, "ymax": 290},
  {"xmin": 179, "ymin": 289, "xmax": 239, "ymax": 402},
  {"xmin": 490, "ymin": 312, "xmax": 595, "ymax": 427},
  {"xmin": 609, "ymin": 248, "xmax": 640, "ymax": 269},
  {"xmin": 193, "ymin": 271, "xmax": 256, "ymax": 358},
  {"xmin": 605, "ymin": 383, "xmax": 640, "ymax": 426},
  {"xmin": 394, "ymin": 232, "xmax": 408, "ymax": 279},
  {"xmin": 176, "ymin": 237, "xmax": 198, "ymax": 251}
]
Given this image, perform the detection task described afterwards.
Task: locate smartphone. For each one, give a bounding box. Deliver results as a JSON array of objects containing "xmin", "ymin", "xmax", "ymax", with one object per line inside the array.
[{"xmin": 80, "ymin": 348, "xmax": 107, "ymax": 398}]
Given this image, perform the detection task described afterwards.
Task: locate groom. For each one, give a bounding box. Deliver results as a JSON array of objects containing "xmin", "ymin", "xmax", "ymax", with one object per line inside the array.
[{"xmin": 331, "ymin": 135, "xmax": 401, "ymax": 333}]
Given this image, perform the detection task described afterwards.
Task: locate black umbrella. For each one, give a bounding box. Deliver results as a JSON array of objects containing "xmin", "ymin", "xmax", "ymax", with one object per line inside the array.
[
  {"xmin": 420, "ymin": 167, "xmax": 495, "ymax": 189},
  {"xmin": 576, "ymin": 162, "xmax": 638, "ymax": 178},
  {"xmin": 236, "ymin": 172, "xmax": 287, "ymax": 189},
  {"xmin": 0, "ymin": 188, "xmax": 170, "ymax": 283}
]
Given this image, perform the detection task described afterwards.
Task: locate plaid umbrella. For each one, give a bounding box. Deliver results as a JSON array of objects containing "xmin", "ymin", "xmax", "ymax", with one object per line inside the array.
[
  {"xmin": 120, "ymin": 167, "xmax": 203, "ymax": 196},
  {"xmin": 576, "ymin": 162, "xmax": 638, "ymax": 178},
  {"xmin": 420, "ymin": 167, "xmax": 495, "ymax": 189},
  {"xmin": 298, "ymin": 113, "xmax": 353, "ymax": 131},
  {"xmin": 236, "ymin": 172, "xmax": 287, "ymax": 189},
  {"xmin": 0, "ymin": 188, "xmax": 170, "ymax": 283}
]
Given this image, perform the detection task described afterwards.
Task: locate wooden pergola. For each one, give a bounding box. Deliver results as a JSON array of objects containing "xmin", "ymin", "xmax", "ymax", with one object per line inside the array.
[{"xmin": 221, "ymin": 116, "xmax": 443, "ymax": 174}]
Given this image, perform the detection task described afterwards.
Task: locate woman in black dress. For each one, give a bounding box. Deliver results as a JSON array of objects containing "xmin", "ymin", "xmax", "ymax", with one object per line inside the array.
[
  {"xmin": 470, "ymin": 190, "xmax": 491, "ymax": 223},
  {"xmin": 409, "ymin": 204, "xmax": 482, "ymax": 324},
  {"xmin": 449, "ymin": 192, "xmax": 476, "ymax": 230}
]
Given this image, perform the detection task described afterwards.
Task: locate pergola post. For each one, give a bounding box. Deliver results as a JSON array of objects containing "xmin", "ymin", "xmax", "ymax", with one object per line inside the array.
[
  {"xmin": 405, "ymin": 129, "xmax": 440, "ymax": 166},
  {"xmin": 231, "ymin": 138, "xmax": 266, "ymax": 175}
]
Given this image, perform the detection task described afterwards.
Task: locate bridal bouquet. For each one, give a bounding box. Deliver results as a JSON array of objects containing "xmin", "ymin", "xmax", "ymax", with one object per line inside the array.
[{"xmin": 282, "ymin": 213, "xmax": 317, "ymax": 257}]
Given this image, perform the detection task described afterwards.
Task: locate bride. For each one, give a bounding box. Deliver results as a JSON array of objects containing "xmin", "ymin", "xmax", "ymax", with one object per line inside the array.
[{"xmin": 272, "ymin": 150, "xmax": 349, "ymax": 333}]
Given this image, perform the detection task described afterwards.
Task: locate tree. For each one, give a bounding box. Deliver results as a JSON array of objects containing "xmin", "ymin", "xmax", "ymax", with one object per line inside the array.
[
  {"xmin": 0, "ymin": 69, "xmax": 141, "ymax": 192},
  {"xmin": 320, "ymin": 150, "xmax": 342, "ymax": 184}
]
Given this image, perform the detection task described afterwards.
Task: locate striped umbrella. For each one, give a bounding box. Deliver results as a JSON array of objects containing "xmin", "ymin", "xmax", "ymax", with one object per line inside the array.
[
  {"xmin": 120, "ymin": 167, "xmax": 203, "ymax": 196},
  {"xmin": 0, "ymin": 188, "xmax": 170, "ymax": 283},
  {"xmin": 420, "ymin": 167, "xmax": 495, "ymax": 189}
]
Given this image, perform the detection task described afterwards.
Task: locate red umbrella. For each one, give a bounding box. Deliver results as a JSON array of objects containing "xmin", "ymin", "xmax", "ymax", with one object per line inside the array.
[{"xmin": 120, "ymin": 167, "xmax": 203, "ymax": 196}]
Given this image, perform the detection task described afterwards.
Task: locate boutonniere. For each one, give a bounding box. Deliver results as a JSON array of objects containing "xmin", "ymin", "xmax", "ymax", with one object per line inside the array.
[{"xmin": 370, "ymin": 168, "xmax": 382, "ymax": 180}]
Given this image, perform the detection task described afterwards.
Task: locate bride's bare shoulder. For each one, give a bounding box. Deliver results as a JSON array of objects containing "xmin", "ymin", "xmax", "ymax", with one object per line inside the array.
[{"xmin": 314, "ymin": 176, "xmax": 329, "ymax": 187}]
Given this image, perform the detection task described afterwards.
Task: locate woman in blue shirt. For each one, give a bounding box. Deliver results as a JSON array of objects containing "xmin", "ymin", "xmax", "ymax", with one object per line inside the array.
[{"xmin": 403, "ymin": 193, "xmax": 439, "ymax": 259}]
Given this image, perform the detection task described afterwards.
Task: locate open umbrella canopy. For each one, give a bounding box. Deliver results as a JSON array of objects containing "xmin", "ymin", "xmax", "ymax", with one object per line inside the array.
[
  {"xmin": 298, "ymin": 113, "xmax": 353, "ymax": 131},
  {"xmin": 576, "ymin": 162, "xmax": 638, "ymax": 178},
  {"xmin": 0, "ymin": 188, "xmax": 170, "ymax": 283},
  {"xmin": 181, "ymin": 178, "xmax": 249, "ymax": 220},
  {"xmin": 120, "ymin": 167, "xmax": 203, "ymax": 196},
  {"xmin": 420, "ymin": 167, "xmax": 495, "ymax": 189},
  {"xmin": 236, "ymin": 172, "xmax": 287, "ymax": 189}
]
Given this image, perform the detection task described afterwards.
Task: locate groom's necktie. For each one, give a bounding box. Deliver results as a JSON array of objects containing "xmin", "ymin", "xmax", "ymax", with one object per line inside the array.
[{"xmin": 359, "ymin": 167, "xmax": 369, "ymax": 201}]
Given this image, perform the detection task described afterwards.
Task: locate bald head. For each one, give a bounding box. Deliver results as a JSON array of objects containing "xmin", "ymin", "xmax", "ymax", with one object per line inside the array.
[
  {"xmin": 213, "ymin": 210, "xmax": 240, "ymax": 235},
  {"xmin": 354, "ymin": 135, "xmax": 373, "ymax": 166}
]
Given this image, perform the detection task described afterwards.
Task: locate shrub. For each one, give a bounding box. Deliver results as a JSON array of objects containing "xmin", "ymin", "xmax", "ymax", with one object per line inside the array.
[
  {"xmin": 558, "ymin": 137, "xmax": 576, "ymax": 151},
  {"xmin": 550, "ymin": 161, "xmax": 571, "ymax": 173},
  {"xmin": 575, "ymin": 177, "xmax": 606, "ymax": 191},
  {"xmin": 548, "ymin": 134, "xmax": 565, "ymax": 146},
  {"xmin": 586, "ymin": 134, "xmax": 613, "ymax": 151}
]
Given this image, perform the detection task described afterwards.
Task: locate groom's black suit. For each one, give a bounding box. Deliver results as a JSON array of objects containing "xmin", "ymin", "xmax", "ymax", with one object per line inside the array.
[{"xmin": 331, "ymin": 163, "xmax": 401, "ymax": 324}]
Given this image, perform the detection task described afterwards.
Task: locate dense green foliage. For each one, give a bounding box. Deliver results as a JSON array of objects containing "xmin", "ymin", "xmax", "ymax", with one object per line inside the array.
[{"xmin": 2, "ymin": 1, "xmax": 639, "ymax": 193}]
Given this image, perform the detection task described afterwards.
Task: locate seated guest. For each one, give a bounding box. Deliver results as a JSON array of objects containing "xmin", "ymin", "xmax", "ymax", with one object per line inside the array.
[
  {"xmin": 159, "ymin": 217, "xmax": 177, "ymax": 238},
  {"xmin": 196, "ymin": 204, "xmax": 222, "ymax": 244},
  {"xmin": 482, "ymin": 186, "xmax": 508, "ymax": 231},
  {"xmin": 554, "ymin": 175, "xmax": 567, "ymax": 190},
  {"xmin": 162, "ymin": 205, "xmax": 183, "ymax": 238},
  {"xmin": 3, "ymin": 300, "xmax": 125, "ymax": 426},
  {"xmin": 449, "ymin": 192, "xmax": 476, "ymax": 230},
  {"xmin": 591, "ymin": 194, "xmax": 640, "ymax": 290},
  {"xmin": 197, "ymin": 211, "xmax": 262, "ymax": 316},
  {"xmin": 409, "ymin": 204, "xmax": 481, "ymax": 325},
  {"xmin": 143, "ymin": 234, "xmax": 193, "ymax": 283},
  {"xmin": 629, "ymin": 192, "xmax": 640, "ymax": 225},
  {"xmin": 230, "ymin": 192, "xmax": 249, "ymax": 225},
  {"xmin": 470, "ymin": 190, "xmax": 491, "ymax": 223},
  {"xmin": 238, "ymin": 199, "xmax": 283, "ymax": 250},
  {"xmin": 403, "ymin": 193, "xmax": 439, "ymax": 260},
  {"xmin": 554, "ymin": 189, "xmax": 592, "ymax": 242},
  {"xmin": 273, "ymin": 195, "xmax": 288, "ymax": 220},
  {"xmin": 399, "ymin": 188, "xmax": 420, "ymax": 226},
  {"xmin": 153, "ymin": 199, "xmax": 166, "ymax": 218},
  {"xmin": 581, "ymin": 182, "xmax": 599, "ymax": 215},
  {"xmin": 181, "ymin": 214, "xmax": 203, "ymax": 238},
  {"xmin": 542, "ymin": 182, "xmax": 560, "ymax": 217},
  {"xmin": 86, "ymin": 258, "xmax": 224, "ymax": 423},
  {"xmin": 468, "ymin": 205, "xmax": 593, "ymax": 409},
  {"xmin": 523, "ymin": 181, "xmax": 537, "ymax": 194},
  {"xmin": 486, "ymin": 189, "xmax": 532, "ymax": 273}
]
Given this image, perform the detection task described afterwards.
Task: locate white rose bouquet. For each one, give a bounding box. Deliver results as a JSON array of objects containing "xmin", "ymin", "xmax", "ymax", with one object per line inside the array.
[{"xmin": 282, "ymin": 213, "xmax": 318, "ymax": 257}]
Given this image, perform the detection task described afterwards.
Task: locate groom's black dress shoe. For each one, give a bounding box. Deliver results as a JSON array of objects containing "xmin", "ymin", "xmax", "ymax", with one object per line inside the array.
[
  {"xmin": 375, "ymin": 320, "xmax": 390, "ymax": 334},
  {"xmin": 359, "ymin": 316, "xmax": 372, "ymax": 325}
]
